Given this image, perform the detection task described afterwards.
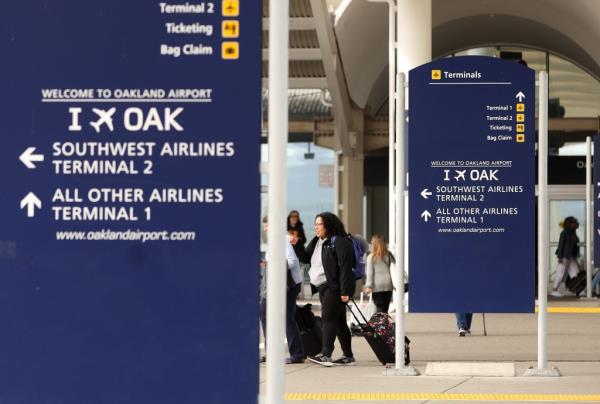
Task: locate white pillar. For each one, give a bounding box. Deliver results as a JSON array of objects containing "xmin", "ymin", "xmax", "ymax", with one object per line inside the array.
[
  {"xmin": 523, "ymin": 71, "xmax": 559, "ymax": 377},
  {"xmin": 265, "ymin": 0, "xmax": 289, "ymax": 401},
  {"xmin": 390, "ymin": 73, "xmax": 417, "ymax": 375},
  {"xmin": 388, "ymin": 0, "xmax": 396, "ymax": 249},
  {"xmin": 537, "ymin": 71, "xmax": 549, "ymax": 371},
  {"xmin": 586, "ymin": 137, "xmax": 593, "ymax": 298},
  {"xmin": 396, "ymin": 0, "xmax": 432, "ymax": 75}
]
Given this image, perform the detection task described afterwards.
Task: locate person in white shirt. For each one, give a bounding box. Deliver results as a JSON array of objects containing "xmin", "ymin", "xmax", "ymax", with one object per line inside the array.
[
  {"xmin": 259, "ymin": 216, "xmax": 305, "ymax": 364},
  {"xmin": 305, "ymin": 212, "xmax": 356, "ymax": 367}
]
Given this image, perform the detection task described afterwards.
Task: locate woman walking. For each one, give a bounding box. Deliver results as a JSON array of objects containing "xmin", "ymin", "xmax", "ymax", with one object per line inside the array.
[
  {"xmin": 305, "ymin": 212, "xmax": 356, "ymax": 366},
  {"xmin": 364, "ymin": 234, "xmax": 394, "ymax": 313},
  {"xmin": 551, "ymin": 216, "xmax": 581, "ymax": 297}
]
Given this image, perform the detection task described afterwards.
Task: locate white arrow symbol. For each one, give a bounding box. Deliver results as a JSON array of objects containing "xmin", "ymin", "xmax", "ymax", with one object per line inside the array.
[
  {"xmin": 516, "ymin": 91, "xmax": 525, "ymax": 102},
  {"xmin": 20, "ymin": 192, "xmax": 42, "ymax": 218},
  {"xmin": 420, "ymin": 188, "xmax": 432, "ymax": 199},
  {"xmin": 19, "ymin": 147, "xmax": 45, "ymax": 169},
  {"xmin": 421, "ymin": 210, "xmax": 431, "ymax": 222}
]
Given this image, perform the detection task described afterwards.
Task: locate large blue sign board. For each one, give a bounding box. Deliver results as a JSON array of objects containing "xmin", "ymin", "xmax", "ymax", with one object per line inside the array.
[
  {"xmin": 0, "ymin": 2, "xmax": 260, "ymax": 403},
  {"xmin": 409, "ymin": 56, "xmax": 535, "ymax": 313}
]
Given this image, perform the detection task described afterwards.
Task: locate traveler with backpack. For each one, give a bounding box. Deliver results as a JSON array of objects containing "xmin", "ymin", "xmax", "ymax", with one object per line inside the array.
[
  {"xmin": 551, "ymin": 216, "xmax": 581, "ymax": 297},
  {"xmin": 364, "ymin": 234, "xmax": 394, "ymax": 313},
  {"xmin": 305, "ymin": 212, "xmax": 356, "ymax": 366}
]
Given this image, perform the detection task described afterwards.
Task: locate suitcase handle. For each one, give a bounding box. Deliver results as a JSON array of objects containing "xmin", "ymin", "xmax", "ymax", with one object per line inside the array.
[{"xmin": 347, "ymin": 298, "xmax": 372, "ymax": 331}]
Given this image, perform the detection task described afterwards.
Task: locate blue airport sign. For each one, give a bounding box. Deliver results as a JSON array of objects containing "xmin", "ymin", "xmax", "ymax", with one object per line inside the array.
[
  {"xmin": 0, "ymin": 2, "xmax": 260, "ymax": 403},
  {"xmin": 408, "ymin": 56, "xmax": 535, "ymax": 313}
]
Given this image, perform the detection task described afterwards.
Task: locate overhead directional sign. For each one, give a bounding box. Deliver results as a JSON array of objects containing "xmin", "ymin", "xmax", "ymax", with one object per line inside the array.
[
  {"xmin": 0, "ymin": 2, "xmax": 260, "ymax": 403},
  {"xmin": 409, "ymin": 56, "xmax": 535, "ymax": 313}
]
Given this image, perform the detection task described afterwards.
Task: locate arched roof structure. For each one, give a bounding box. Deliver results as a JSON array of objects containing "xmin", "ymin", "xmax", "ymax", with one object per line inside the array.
[{"xmin": 335, "ymin": 0, "xmax": 600, "ymax": 114}]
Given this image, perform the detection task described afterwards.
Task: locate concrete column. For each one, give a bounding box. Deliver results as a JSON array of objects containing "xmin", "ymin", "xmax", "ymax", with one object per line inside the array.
[
  {"xmin": 339, "ymin": 109, "xmax": 365, "ymax": 234},
  {"xmin": 396, "ymin": 0, "xmax": 432, "ymax": 74}
]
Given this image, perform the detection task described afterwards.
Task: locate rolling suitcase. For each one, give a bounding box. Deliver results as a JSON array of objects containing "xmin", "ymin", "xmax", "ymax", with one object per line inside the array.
[
  {"xmin": 295, "ymin": 304, "xmax": 323, "ymax": 356},
  {"xmin": 566, "ymin": 271, "xmax": 587, "ymax": 296},
  {"xmin": 348, "ymin": 299, "xmax": 410, "ymax": 366}
]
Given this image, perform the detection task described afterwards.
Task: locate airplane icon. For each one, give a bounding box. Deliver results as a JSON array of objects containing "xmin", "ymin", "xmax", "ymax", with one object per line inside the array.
[
  {"xmin": 222, "ymin": 1, "xmax": 239, "ymax": 16},
  {"xmin": 454, "ymin": 170, "xmax": 466, "ymax": 181},
  {"xmin": 431, "ymin": 69, "xmax": 442, "ymax": 80},
  {"xmin": 90, "ymin": 107, "xmax": 116, "ymax": 133}
]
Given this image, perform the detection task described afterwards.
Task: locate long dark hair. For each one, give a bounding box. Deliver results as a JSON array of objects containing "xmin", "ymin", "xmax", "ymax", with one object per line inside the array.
[
  {"xmin": 315, "ymin": 211, "xmax": 347, "ymax": 238},
  {"xmin": 287, "ymin": 210, "xmax": 304, "ymax": 230}
]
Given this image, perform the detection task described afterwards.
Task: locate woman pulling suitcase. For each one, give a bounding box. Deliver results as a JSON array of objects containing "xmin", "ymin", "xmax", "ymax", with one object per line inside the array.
[{"xmin": 305, "ymin": 212, "xmax": 356, "ymax": 367}]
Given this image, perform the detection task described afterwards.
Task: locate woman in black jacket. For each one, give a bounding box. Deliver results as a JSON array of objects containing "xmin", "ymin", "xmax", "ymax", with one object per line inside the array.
[
  {"xmin": 305, "ymin": 212, "xmax": 356, "ymax": 366},
  {"xmin": 551, "ymin": 216, "xmax": 581, "ymax": 297}
]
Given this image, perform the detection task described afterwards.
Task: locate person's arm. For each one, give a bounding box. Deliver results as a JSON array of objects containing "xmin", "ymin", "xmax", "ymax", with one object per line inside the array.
[
  {"xmin": 305, "ymin": 236, "xmax": 318, "ymax": 258},
  {"xmin": 364, "ymin": 253, "xmax": 374, "ymax": 292},
  {"xmin": 298, "ymin": 226, "xmax": 307, "ymax": 245},
  {"xmin": 336, "ymin": 237, "xmax": 356, "ymax": 301},
  {"xmin": 286, "ymin": 239, "xmax": 300, "ymax": 276},
  {"xmin": 556, "ymin": 230, "xmax": 566, "ymax": 262}
]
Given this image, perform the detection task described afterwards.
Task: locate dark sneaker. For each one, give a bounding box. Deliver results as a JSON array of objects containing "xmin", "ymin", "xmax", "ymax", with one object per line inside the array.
[
  {"xmin": 332, "ymin": 356, "xmax": 356, "ymax": 366},
  {"xmin": 307, "ymin": 353, "xmax": 333, "ymax": 367},
  {"xmin": 285, "ymin": 357, "xmax": 305, "ymax": 364},
  {"xmin": 259, "ymin": 356, "xmax": 266, "ymax": 363}
]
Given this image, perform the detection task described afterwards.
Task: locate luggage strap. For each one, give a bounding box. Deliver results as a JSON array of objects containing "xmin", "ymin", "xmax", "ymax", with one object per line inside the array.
[{"xmin": 347, "ymin": 298, "xmax": 373, "ymax": 332}]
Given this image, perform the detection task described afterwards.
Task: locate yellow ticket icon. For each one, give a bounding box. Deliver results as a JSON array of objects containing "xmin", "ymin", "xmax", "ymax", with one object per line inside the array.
[
  {"xmin": 431, "ymin": 70, "xmax": 441, "ymax": 80},
  {"xmin": 516, "ymin": 124, "xmax": 525, "ymax": 132},
  {"xmin": 516, "ymin": 103, "xmax": 525, "ymax": 112},
  {"xmin": 516, "ymin": 114, "xmax": 524, "ymax": 122},
  {"xmin": 222, "ymin": 0, "xmax": 239, "ymax": 17},
  {"xmin": 222, "ymin": 42, "xmax": 239, "ymax": 59},
  {"xmin": 222, "ymin": 20, "xmax": 239, "ymax": 38},
  {"xmin": 516, "ymin": 134, "xmax": 525, "ymax": 143}
]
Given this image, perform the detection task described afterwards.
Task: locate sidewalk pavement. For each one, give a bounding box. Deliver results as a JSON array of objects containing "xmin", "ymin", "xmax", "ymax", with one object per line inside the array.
[{"xmin": 259, "ymin": 297, "xmax": 600, "ymax": 403}]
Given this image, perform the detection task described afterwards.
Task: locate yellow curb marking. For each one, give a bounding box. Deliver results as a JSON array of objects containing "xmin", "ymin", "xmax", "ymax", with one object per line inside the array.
[
  {"xmin": 535, "ymin": 306, "xmax": 600, "ymax": 313},
  {"xmin": 285, "ymin": 392, "xmax": 600, "ymax": 401}
]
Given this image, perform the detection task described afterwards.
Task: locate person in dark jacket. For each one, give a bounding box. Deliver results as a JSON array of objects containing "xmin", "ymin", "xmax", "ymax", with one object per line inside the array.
[
  {"xmin": 551, "ymin": 216, "xmax": 581, "ymax": 297},
  {"xmin": 305, "ymin": 212, "xmax": 356, "ymax": 366},
  {"xmin": 288, "ymin": 210, "xmax": 309, "ymax": 264}
]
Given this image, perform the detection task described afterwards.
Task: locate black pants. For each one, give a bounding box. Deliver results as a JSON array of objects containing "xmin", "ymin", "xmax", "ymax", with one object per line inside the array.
[
  {"xmin": 372, "ymin": 291, "xmax": 393, "ymax": 313},
  {"xmin": 318, "ymin": 286, "xmax": 353, "ymax": 358},
  {"xmin": 260, "ymin": 283, "xmax": 304, "ymax": 360}
]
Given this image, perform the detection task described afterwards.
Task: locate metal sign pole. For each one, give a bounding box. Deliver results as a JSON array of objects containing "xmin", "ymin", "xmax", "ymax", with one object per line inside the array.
[
  {"xmin": 586, "ymin": 137, "xmax": 593, "ymax": 298},
  {"xmin": 266, "ymin": 0, "xmax": 289, "ymax": 401},
  {"xmin": 388, "ymin": 0, "xmax": 396, "ymax": 250},
  {"xmin": 387, "ymin": 72, "xmax": 418, "ymax": 376},
  {"xmin": 524, "ymin": 71, "xmax": 559, "ymax": 377}
]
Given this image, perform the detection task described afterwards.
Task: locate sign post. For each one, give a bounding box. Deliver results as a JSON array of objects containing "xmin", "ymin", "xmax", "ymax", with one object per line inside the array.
[
  {"xmin": 586, "ymin": 136, "xmax": 593, "ymax": 298},
  {"xmin": 1, "ymin": 2, "xmax": 261, "ymax": 402},
  {"xmin": 409, "ymin": 56, "xmax": 535, "ymax": 313}
]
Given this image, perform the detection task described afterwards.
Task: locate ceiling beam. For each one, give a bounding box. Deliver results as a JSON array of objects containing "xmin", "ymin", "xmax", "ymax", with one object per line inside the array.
[{"xmin": 309, "ymin": 0, "xmax": 355, "ymax": 156}]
